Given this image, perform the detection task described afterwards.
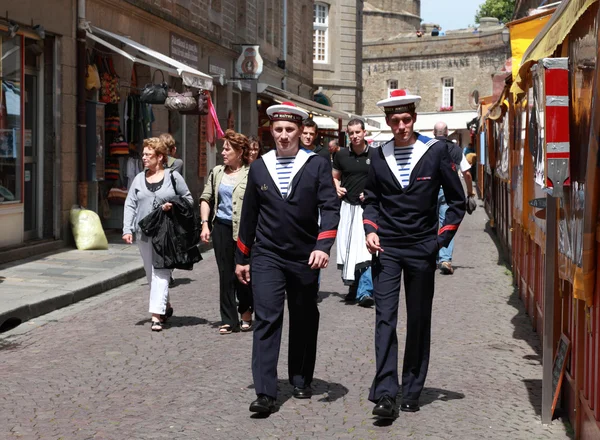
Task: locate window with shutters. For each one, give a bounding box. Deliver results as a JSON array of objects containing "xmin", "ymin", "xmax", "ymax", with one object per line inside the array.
[
  {"xmin": 313, "ymin": 3, "xmax": 328, "ymax": 63},
  {"xmin": 387, "ymin": 79, "xmax": 398, "ymax": 98},
  {"xmin": 442, "ymin": 77, "xmax": 454, "ymax": 109}
]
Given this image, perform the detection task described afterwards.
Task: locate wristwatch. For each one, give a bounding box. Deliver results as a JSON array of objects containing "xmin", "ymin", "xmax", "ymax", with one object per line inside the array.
[{"xmin": 200, "ymin": 220, "xmax": 208, "ymax": 225}]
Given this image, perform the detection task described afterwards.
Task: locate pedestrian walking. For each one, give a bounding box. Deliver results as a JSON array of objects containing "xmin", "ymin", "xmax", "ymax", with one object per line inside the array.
[
  {"xmin": 235, "ymin": 102, "xmax": 340, "ymax": 414},
  {"xmin": 363, "ymin": 90, "xmax": 466, "ymax": 418},
  {"xmin": 160, "ymin": 132, "xmax": 184, "ymax": 175},
  {"xmin": 200, "ymin": 130, "xmax": 254, "ymax": 334},
  {"xmin": 247, "ymin": 135, "xmax": 263, "ymax": 164},
  {"xmin": 332, "ymin": 118, "xmax": 374, "ymax": 307},
  {"xmin": 159, "ymin": 132, "xmax": 184, "ymax": 288},
  {"xmin": 300, "ymin": 119, "xmax": 331, "ymax": 161},
  {"xmin": 433, "ymin": 122, "xmax": 476, "ymax": 275},
  {"xmin": 122, "ymin": 137, "xmax": 193, "ymax": 331}
]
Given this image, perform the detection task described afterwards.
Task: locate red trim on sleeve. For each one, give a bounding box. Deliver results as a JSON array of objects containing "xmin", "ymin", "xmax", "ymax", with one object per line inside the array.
[
  {"xmin": 237, "ymin": 239, "xmax": 250, "ymax": 256},
  {"xmin": 363, "ymin": 219, "xmax": 378, "ymax": 230},
  {"xmin": 317, "ymin": 230, "xmax": 337, "ymax": 240},
  {"xmin": 438, "ymin": 224, "xmax": 459, "ymax": 235}
]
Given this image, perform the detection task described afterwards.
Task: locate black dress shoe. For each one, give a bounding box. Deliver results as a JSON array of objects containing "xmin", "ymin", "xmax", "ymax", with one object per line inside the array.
[
  {"xmin": 249, "ymin": 394, "xmax": 276, "ymax": 413},
  {"xmin": 293, "ymin": 386, "xmax": 312, "ymax": 399},
  {"xmin": 372, "ymin": 395, "xmax": 396, "ymax": 418},
  {"xmin": 400, "ymin": 402, "xmax": 420, "ymax": 412}
]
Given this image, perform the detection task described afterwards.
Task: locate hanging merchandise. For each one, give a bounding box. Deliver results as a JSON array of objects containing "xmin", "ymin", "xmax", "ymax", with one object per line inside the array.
[
  {"xmin": 207, "ymin": 94, "xmax": 225, "ymax": 139},
  {"xmin": 98, "ymin": 55, "xmax": 120, "ymax": 104},
  {"xmin": 105, "ymin": 157, "xmax": 120, "ymax": 180},
  {"xmin": 180, "ymin": 90, "xmax": 208, "ymax": 115},
  {"xmin": 140, "ymin": 70, "xmax": 168, "ymax": 104},
  {"xmin": 109, "ymin": 133, "xmax": 129, "ymax": 155},
  {"xmin": 85, "ymin": 50, "xmax": 101, "ymax": 91},
  {"xmin": 107, "ymin": 187, "xmax": 128, "ymax": 205},
  {"xmin": 164, "ymin": 90, "xmax": 197, "ymax": 112},
  {"xmin": 105, "ymin": 103, "xmax": 121, "ymax": 133}
]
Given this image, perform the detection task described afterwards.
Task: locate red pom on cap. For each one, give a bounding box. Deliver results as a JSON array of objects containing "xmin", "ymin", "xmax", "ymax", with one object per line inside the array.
[
  {"xmin": 281, "ymin": 101, "xmax": 297, "ymax": 107},
  {"xmin": 390, "ymin": 89, "xmax": 407, "ymax": 97}
]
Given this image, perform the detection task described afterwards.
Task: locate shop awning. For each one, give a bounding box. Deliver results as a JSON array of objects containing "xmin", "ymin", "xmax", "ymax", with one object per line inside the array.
[
  {"xmin": 507, "ymin": 10, "xmax": 553, "ymax": 80},
  {"xmin": 312, "ymin": 116, "xmax": 340, "ymax": 130},
  {"xmin": 258, "ymin": 83, "xmax": 380, "ymax": 129},
  {"xmin": 512, "ymin": 0, "xmax": 595, "ymax": 95},
  {"xmin": 87, "ymin": 26, "xmax": 213, "ymax": 90}
]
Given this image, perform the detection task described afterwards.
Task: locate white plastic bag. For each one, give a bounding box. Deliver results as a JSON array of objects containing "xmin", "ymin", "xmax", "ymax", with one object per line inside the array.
[{"xmin": 70, "ymin": 205, "xmax": 108, "ymax": 250}]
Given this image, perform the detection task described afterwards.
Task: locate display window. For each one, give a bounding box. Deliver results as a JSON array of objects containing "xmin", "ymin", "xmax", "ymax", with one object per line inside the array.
[{"xmin": 0, "ymin": 35, "xmax": 22, "ymax": 204}]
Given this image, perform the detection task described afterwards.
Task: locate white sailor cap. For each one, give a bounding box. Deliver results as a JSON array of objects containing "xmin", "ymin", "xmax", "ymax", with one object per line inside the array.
[
  {"xmin": 266, "ymin": 101, "xmax": 309, "ymax": 123},
  {"xmin": 376, "ymin": 89, "xmax": 421, "ymax": 115}
]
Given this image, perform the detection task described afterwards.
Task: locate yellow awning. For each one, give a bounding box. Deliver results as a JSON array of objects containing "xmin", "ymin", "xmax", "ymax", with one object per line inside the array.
[
  {"xmin": 507, "ymin": 11, "xmax": 553, "ymax": 80},
  {"xmin": 512, "ymin": 0, "xmax": 597, "ymax": 96}
]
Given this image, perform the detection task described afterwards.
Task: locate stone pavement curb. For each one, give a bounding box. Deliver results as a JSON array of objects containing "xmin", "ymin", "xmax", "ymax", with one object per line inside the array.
[
  {"xmin": 0, "ymin": 260, "xmax": 145, "ymax": 330},
  {"xmin": 0, "ymin": 241, "xmax": 213, "ymax": 331}
]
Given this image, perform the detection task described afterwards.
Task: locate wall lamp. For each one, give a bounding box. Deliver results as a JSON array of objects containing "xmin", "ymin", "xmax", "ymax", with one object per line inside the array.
[
  {"xmin": 8, "ymin": 21, "xmax": 20, "ymax": 39},
  {"xmin": 33, "ymin": 24, "xmax": 45, "ymax": 39},
  {"xmin": 256, "ymin": 98, "xmax": 262, "ymax": 110}
]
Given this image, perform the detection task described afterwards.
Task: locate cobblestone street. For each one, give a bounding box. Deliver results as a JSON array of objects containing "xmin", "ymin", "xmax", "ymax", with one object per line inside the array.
[{"xmin": 0, "ymin": 205, "xmax": 572, "ymax": 440}]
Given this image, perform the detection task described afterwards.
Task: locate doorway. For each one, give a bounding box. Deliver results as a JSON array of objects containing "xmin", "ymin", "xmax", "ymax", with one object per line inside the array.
[{"xmin": 23, "ymin": 43, "xmax": 43, "ymax": 240}]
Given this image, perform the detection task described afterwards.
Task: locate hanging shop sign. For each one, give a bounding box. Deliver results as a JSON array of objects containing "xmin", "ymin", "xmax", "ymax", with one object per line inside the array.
[
  {"xmin": 235, "ymin": 45, "xmax": 263, "ymax": 80},
  {"xmin": 530, "ymin": 58, "xmax": 571, "ymax": 197},
  {"xmin": 170, "ymin": 32, "xmax": 200, "ymax": 69}
]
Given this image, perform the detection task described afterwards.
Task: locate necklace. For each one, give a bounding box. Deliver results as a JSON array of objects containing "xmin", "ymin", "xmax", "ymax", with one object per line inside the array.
[{"xmin": 228, "ymin": 166, "xmax": 242, "ymax": 173}]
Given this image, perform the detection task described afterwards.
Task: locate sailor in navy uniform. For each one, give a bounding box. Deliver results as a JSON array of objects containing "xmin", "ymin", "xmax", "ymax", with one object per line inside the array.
[
  {"xmin": 235, "ymin": 102, "xmax": 340, "ymax": 414},
  {"xmin": 363, "ymin": 90, "xmax": 466, "ymax": 418}
]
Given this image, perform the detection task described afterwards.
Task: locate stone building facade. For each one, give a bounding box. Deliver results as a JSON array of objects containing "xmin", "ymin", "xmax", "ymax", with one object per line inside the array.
[
  {"xmin": 362, "ymin": 29, "xmax": 509, "ymax": 114},
  {"xmin": 362, "ymin": 0, "xmax": 509, "ymax": 115},
  {"xmin": 313, "ymin": 0, "xmax": 364, "ymax": 115},
  {"xmin": 363, "ymin": 0, "xmax": 421, "ymax": 41},
  {"xmin": 1, "ymin": 0, "xmax": 315, "ymax": 255}
]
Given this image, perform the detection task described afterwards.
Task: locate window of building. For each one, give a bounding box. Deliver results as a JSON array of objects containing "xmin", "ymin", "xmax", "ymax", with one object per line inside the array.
[
  {"xmin": 313, "ymin": 2, "xmax": 329, "ymax": 63},
  {"xmin": 387, "ymin": 79, "xmax": 398, "ymax": 98},
  {"xmin": 442, "ymin": 77, "xmax": 454, "ymax": 109},
  {"xmin": 301, "ymin": 4, "xmax": 307, "ymax": 63},
  {"xmin": 258, "ymin": 0, "xmax": 265, "ymax": 41},
  {"xmin": 0, "ymin": 36, "xmax": 23, "ymax": 204}
]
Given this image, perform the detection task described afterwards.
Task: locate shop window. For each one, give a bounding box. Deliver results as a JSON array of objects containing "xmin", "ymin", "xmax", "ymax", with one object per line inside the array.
[
  {"xmin": 442, "ymin": 77, "xmax": 454, "ymax": 109},
  {"xmin": 313, "ymin": 2, "xmax": 329, "ymax": 63},
  {"xmin": 387, "ymin": 79, "xmax": 398, "ymax": 98},
  {"xmin": 0, "ymin": 36, "xmax": 22, "ymax": 204}
]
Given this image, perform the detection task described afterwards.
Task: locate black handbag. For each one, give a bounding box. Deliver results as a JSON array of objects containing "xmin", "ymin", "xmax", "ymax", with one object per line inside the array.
[
  {"xmin": 140, "ymin": 70, "xmax": 168, "ymax": 104},
  {"xmin": 180, "ymin": 91, "xmax": 209, "ymax": 115}
]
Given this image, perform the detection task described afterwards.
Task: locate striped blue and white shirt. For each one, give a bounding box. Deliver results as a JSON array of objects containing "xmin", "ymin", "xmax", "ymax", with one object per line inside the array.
[
  {"xmin": 394, "ymin": 145, "xmax": 416, "ymax": 188},
  {"xmin": 275, "ymin": 156, "xmax": 296, "ymax": 197}
]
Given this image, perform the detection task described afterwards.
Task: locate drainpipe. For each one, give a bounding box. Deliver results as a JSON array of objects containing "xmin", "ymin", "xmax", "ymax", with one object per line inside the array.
[
  {"xmin": 76, "ymin": 0, "xmax": 88, "ymax": 207},
  {"xmin": 282, "ymin": 0, "xmax": 288, "ymax": 90}
]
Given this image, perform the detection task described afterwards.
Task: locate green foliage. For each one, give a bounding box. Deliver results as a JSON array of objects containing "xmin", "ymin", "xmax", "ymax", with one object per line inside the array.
[{"xmin": 475, "ymin": 0, "xmax": 516, "ymax": 24}]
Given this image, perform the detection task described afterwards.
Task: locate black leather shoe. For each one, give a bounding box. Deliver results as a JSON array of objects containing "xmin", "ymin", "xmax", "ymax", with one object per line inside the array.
[
  {"xmin": 372, "ymin": 395, "xmax": 396, "ymax": 418},
  {"xmin": 400, "ymin": 402, "xmax": 420, "ymax": 412},
  {"xmin": 293, "ymin": 386, "xmax": 312, "ymax": 399},
  {"xmin": 249, "ymin": 395, "xmax": 276, "ymax": 413}
]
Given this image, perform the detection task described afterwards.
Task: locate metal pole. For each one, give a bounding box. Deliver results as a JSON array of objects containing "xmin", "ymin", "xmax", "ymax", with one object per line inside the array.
[
  {"xmin": 282, "ymin": 0, "xmax": 288, "ymax": 90},
  {"xmin": 541, "ymin": 194, "xmax": 557, "ymax": 424},
  {"xmin": 76, "ymin": 0, "xmax": 88, "ymax": 207}
]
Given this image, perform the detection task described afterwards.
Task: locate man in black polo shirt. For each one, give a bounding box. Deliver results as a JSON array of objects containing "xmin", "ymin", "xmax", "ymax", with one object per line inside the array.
[
  {"xmin": 332, "ymin": 119, "xmax": 374, "ymax": 307},
  {"xmin": 301, "ymin": 119, "xmax": 331, "ymax": 162}
]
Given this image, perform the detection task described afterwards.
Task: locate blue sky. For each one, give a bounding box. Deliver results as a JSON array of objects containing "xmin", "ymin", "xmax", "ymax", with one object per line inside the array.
[{"xmin": 421, "ymin": 0, "xmax": 486, "ymax": 31}]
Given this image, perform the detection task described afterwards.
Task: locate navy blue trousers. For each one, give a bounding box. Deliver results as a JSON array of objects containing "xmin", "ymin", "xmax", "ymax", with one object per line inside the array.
[
  {"xmin": 251, "ymin": 249, "xmax": 320, "ymax": 399},
  {"xmin": 368, "ymin": 240, "xmax": 437, "ymax": 405}
]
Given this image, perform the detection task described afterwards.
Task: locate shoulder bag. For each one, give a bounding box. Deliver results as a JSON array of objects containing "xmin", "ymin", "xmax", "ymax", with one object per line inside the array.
[{"xmin": 140, "ymin": 70, "xmax": 168, "ymax": 104}]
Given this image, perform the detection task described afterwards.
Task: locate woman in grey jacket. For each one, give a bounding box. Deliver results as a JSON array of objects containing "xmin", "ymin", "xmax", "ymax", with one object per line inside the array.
[{"xmin": 123, "ymin": 137, "xmax": 193, "ymax": 331}]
